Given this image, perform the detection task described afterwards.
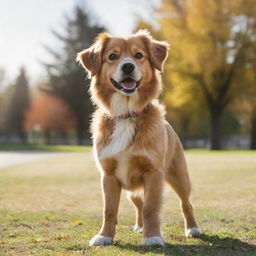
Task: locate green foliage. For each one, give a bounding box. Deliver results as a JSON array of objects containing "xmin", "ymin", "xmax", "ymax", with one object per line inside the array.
[{"xmin": 138, "ymin": 0, "xmax": 256, "ymax": 149}]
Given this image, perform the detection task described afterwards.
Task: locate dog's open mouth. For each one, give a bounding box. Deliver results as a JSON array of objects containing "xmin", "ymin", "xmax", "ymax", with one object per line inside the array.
[{"xmin": 111, "ymin": 77, "xmax": 141, "ymax": 94}]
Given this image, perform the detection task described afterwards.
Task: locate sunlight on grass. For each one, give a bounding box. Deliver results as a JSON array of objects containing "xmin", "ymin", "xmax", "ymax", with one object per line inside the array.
[{"xmin": 0, "ymin": 151, "xmax": 255, "ymax": 255}]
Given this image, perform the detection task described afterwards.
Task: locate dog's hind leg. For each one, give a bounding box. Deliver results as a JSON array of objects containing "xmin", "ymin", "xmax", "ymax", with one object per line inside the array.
[
  {"xmin": 127, "ymin": 191, "xmax": 143, "ymax": 232},
  {"xmin": 165, "ymin": 140, "xmax": 201, "ymax": 238}
]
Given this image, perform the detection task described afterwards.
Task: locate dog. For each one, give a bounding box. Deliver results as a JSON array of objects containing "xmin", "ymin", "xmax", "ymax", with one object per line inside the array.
[{"xmin": 77, "ymin": 30, "xmax": 201, "ymax": 247}]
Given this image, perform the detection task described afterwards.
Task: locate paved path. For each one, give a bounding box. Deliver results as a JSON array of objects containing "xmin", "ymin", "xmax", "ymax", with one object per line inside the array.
[{"xmin": 0, "ymin": 151, "xmax": 63, "ymax": 169}]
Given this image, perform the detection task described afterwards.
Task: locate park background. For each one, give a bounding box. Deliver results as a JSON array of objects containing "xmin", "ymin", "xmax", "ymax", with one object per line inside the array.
[
  {"xmin": 0, "ymin": 0, "xmax": 255, "ymax": 150},
  {"xmin": 0, "ymin": 1, "xmax": 256, "ymax": 256}
]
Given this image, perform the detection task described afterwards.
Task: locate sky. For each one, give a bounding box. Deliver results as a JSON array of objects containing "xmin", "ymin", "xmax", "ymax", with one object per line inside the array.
[{"xmin": 0, "ymin": 0, "xmax": 159, "ymax": 84}]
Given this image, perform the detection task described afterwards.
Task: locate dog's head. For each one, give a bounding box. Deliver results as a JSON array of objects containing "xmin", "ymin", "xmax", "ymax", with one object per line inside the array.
[{"xmin": 77, "ymin": 30, "xmax": 169, "ymax": 113}]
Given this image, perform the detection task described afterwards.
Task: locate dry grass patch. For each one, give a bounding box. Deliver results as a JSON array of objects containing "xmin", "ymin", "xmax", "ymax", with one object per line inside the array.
[{"xmin": 0, "ymin": 150, "xmax": 255, "ymax": 255}]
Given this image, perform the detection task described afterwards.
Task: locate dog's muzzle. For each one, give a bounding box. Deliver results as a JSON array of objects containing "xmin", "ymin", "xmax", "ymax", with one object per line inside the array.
[
  {"xmin": 111, "ymin": 62, "xmax": 141, "ymax": 94},
  {"xmin": 110, "ymin": 77, "xmax": 141, "ymax": 94}
]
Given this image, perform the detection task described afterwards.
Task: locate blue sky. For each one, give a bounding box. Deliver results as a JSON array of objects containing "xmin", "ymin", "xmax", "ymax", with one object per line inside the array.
[{"xmin": 0, "ymin": 0, "xmax": 158, "ymax": 83}]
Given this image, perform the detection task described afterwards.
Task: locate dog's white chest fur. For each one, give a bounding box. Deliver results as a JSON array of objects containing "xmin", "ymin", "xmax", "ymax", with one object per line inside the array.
[
  {"xmin": 99, "ymin": 119, "xmax": 135, "ymax": 159},
  {"xmin": 97, "ymin": 93, "xmax": 139, "ymax": 186},
  {"xmin": 99, "ymin": 93, "xmax": 137, "ymax": 159}
]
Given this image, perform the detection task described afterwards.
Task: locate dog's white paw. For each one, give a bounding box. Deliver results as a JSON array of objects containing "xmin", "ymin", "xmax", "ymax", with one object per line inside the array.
[
  {"xmin": 144, "ymin": 236, "xmax": 165, "ymax": 247},
  {"xmin": 185, "ymin": 227, "xmax": 201, "ymax": 238},
  {"xmin": 89, "ymin": 234, "xmax": 113, "ymax": 246},
  {"xmin": 133, "ymin": 225, "xmax": 143, "ymax": 233}
]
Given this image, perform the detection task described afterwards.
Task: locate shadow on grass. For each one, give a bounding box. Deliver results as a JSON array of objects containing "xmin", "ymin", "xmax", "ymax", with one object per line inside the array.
[{"xmin": 114, "ymin": 234, "xmax": 256, "ymax": 256}]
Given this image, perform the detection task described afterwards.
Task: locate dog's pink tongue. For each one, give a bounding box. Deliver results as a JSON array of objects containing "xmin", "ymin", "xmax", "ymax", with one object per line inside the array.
[{"xmin": 120, "ymin": 79, "xmax": 136, "ymax": 89}]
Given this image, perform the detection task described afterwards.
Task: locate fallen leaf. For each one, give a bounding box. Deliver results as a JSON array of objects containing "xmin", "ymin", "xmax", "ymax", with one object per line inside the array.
[
  {"xmin": 57, "ymin": 234, "xmax": 69, "ymax": 240},
  {"xmin": 240, "ymin": 246, "xmax": 248, "ymax": 251},
  {"xmin": 8, "ymin": 233, "xmax": 17, "ymax": 238},
  {"xmin": 30, "ymin": 238, "xmax": 47, "ymax": 243},
  {"xmin": 75, "ymin": 220, "xmax": 82, "ymax": 225},
  {"xmin": 232, "ymin": 245, "xmax": 239, "ymax": 250}
]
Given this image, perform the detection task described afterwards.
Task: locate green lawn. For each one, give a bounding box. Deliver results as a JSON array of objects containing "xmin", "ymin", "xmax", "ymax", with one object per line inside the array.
[
  {"xmin": 0, "ymin": 142, "xmax": 90, "ymax": 152},
  {"xmin": 0, "ymin": 150, "xmax": 255, "ymax": 255}
]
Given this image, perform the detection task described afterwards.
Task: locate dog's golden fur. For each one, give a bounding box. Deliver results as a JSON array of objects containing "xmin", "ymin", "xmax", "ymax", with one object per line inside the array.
[{"xmin": 77, "ymin": 30, "xmax": 200, "ymax": 246}]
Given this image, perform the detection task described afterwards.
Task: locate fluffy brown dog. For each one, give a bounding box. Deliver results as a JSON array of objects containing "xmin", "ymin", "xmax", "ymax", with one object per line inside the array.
[{"xmin": 77, "ymin": 30, "xmax": 201, "ymax": 247}]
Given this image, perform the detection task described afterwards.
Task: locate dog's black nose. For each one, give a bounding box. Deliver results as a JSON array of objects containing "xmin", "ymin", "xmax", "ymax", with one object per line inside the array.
[{"xmin": 122, "ymin": 63, "xmax": 135, "ymax": 75}]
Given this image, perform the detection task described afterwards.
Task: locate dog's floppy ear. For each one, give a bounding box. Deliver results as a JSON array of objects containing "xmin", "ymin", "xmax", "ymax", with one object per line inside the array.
[
  {"xmin": 136, "ymin": 30, "xmax": 169, "ymax": 71},
  {"xmin": 149, "ymin": 40, "xmax": 169, "ymax": 71},
  {"xmin": 77, "ymin": 46, "xmax": 101, "ymax": 78},
  {"xmin": 77, "ymin": 33, "xmax": 109, "ymax": 78}
]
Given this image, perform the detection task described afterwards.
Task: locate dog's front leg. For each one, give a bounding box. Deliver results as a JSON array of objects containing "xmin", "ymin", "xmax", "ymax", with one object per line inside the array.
[
  {"xmin": 89, "ymin": 174, "xmax": 121, "ymax": 246},
  {"xmin": 143, "ymin": 170, "xmax": 165, "ymax": 247}
]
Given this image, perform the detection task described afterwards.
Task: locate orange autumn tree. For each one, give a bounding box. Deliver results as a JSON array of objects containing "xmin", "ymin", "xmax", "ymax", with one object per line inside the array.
[{"xmin": 24, "ymin": 92, "xmax": 75, "ymax": 142}]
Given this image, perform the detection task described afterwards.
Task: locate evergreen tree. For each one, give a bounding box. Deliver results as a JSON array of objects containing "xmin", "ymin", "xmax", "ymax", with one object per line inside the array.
[
  {"xmin": 42, "ymin": 6, "xmax": 104, "ymax": 144},
  {"xmin": 2, "ymin": 67, "xmax": 30, "ymax": 142}
]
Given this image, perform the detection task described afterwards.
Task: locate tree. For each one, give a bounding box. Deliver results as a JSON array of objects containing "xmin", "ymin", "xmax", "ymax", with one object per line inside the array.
[
  {"xmin": 42, "ymin": 6, "xmax": 104, "ymax": 144},
  {"xmin": 1, "ymin": 67, "xmax": 30, "ymax": 142},
  {"xmin": 0, "ymin": 68, "xmax": 6, "ymax": 112},
  {"xmin": 231, "ymin": 41, "xmax": 256, "ymax": 149},
  {"xmin": 24, "ymin": 92, "xmax": 75, "ymax": 144},
  {"xmin": 136, "ymin": 22, "xmax": 208, "ymax": 144},
  {"xmin": 152, "ymin": 0, "xmax": 256, "ymax": 149},
  {"xmin": 0, "ymin": 68, "xmax": 5, "ymax": 133},
  {"xmin": 0, "ymin": 68, "xmax": 5, "ymax": 89}
]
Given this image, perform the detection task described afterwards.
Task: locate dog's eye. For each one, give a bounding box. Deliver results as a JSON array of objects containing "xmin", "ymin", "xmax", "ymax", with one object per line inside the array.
[
  {"xmin": 109, "ymin": 54, "xmax": 118, "ymax": 60},
  {"xmin": 134, "ymin": 52, "xmax": 143, "ymax": 59}
]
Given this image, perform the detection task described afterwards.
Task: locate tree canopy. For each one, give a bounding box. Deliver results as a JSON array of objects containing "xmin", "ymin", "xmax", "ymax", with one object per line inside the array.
[
  {"xmin": 41, "ymin": 7, "xmax": 105, "ymax": 144},
  {"xmin": 0, "ymin": 67, "xmax": 30, "ymax": 142},
  {"xmin": 142, "ymin": 0, "xmax": 256, "ymax": 149}
]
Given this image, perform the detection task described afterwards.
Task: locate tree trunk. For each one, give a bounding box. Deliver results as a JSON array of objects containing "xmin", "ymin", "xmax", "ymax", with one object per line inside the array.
[
  {"xmin": 250, "ymin": 111, "xmax": 256, "ymax": 150},
  {"xmin": 180, "ymin": 116, "xmax": 190, "ymax": 149},
  {"xmin": 18, "ymin": 131, "xmax": 27, "ymax": 143},
  {"xmin": 76, "ymin": 118, "xmax": 91, "ymax": 145},
  {"xmin": 18, "ymin": 124, "xmax": 27, "ymax": 143},
  {"xmin": 44, "ymin": 130, "xmax": 51, "ymax": 145},
  {"xmin": 210, "ymin": 111, "xmax": 222, "ymax": 150},
  {"xmin": 76, "ymin": 125, "xmax": 85, "ymax": 145}
]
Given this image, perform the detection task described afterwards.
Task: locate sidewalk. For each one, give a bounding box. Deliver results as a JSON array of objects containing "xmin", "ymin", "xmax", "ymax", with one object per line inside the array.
[{"xmin": 0, "ymin": 151, "xmax": 63, "ymax": 169}]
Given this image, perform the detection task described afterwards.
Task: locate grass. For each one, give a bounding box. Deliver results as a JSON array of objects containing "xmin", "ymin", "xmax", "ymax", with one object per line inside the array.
[
  {"xmin": 186, "ymin": 149, "xmax": 256, "ymax": 154},
  {"xmin": 0, "ymin": 142, "xmax": 90, "ymax": 152},
  {"xmin": 0, "ymin": 150, "xmax": 255, "ymax": 255}
]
